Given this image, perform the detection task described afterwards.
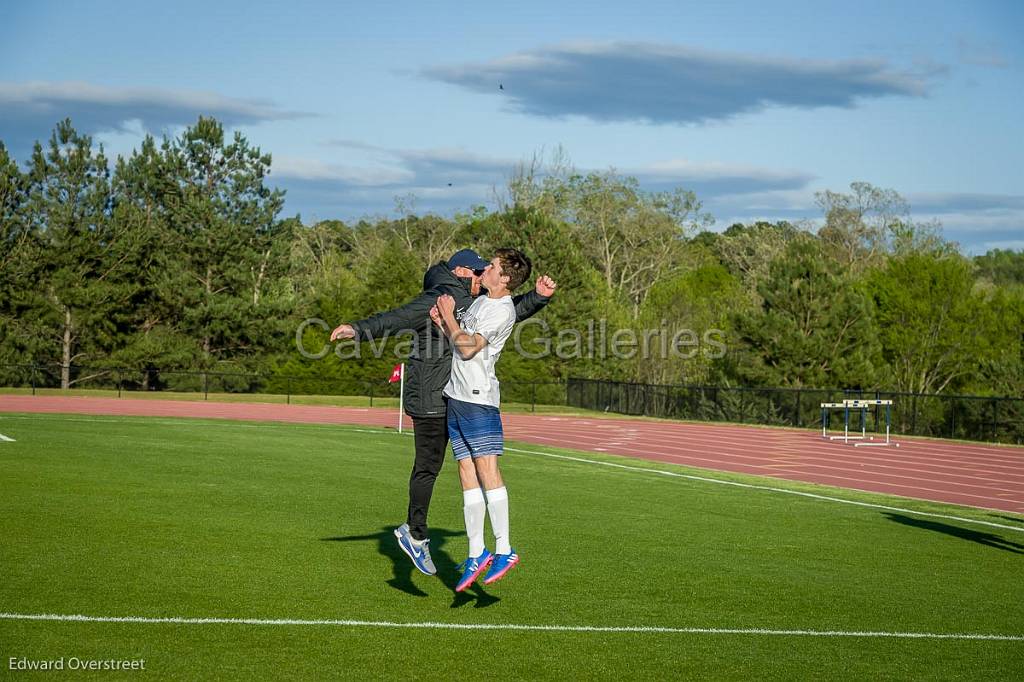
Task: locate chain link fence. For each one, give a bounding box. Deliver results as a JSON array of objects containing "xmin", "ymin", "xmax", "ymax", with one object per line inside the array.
[{"xmin": 566, "ymin": 378, "xmax": 1024, "ymax": 445}]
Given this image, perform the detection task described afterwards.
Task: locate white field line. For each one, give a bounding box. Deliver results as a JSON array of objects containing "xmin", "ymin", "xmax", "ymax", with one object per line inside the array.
[
  {"xmin": 505, "ymin": 447, "xmax": 1024, "ymax": 534},
  {"xmin": 1, "ymin": 613, "xmax": 1021, "ymax": 641},
  {"xmin": 0, "ymin": 432, "xmax": 15, "ymax": 442}
]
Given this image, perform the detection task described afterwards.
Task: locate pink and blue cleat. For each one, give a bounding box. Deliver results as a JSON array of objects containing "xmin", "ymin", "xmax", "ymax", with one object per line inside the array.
[
  {"xmin": 455, "ymin": 549, "xmax": 493, "ymax": 592},
  {"xmin": 482, "ymin": 550, "xmax": 519, "ymax": 585}
]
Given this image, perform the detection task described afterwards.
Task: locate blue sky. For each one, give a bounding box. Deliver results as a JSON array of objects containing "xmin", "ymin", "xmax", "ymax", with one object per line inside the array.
[{"xmin": 3, "ymin": 0, "xmax": 1022, "ymax": 253}]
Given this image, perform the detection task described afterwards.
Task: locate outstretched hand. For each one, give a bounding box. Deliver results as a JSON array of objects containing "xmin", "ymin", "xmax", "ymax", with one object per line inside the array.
[
  {"xmin": 535, "ymin": 275, "xmax": 557, "ymax": 297},
  {"xmin": 330, "ymin": 323, "xmax": 355, "ymax": 341}
]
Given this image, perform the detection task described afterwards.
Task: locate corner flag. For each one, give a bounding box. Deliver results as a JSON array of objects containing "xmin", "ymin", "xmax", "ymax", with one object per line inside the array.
[
  {"xmin": 389, "ymin": 363, "xmax": 405, "ymax": 432},
  {"xmin": 388, "ymin": 364, "xmax": 403, "ymax": 383}
]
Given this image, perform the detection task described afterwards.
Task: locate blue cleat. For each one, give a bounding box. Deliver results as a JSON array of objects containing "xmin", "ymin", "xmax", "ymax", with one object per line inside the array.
[
  {"xmin": 394, "ymin": 523, "xmax": 437, "ymax": 576},
  {"xmin": 483, "ymin": 550, "xmax": 519, "ymax": 585},
  {"xmin": 455, "ymin": 549, "xmax": 493, "ymax": 592}
]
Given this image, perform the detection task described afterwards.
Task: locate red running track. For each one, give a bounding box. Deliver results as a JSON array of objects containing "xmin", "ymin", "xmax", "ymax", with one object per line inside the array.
[{"xmin": 2, "ymin": 395, "xmax": 1023, "ymax": 514}]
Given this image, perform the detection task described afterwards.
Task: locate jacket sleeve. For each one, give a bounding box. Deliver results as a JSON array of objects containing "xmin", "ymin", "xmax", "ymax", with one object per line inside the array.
[
  {"xmin": 512, "ymin": 289, "xmax": 551, "ymax": 323},
  {"xmin": 350, "ymin": 290, "xmax": 437, "ymax": 340}
]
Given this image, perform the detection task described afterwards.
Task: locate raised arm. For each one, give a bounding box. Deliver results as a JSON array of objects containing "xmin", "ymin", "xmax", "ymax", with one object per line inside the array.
[
  {"xmin": 512, "ymin": 275, "xmax": 557, "ymax": 322},
  {"xmin": 332, "ymin": 289, "xmax": 438, "ymax": 342}
]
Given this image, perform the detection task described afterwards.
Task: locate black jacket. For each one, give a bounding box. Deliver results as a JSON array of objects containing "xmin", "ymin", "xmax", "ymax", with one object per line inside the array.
[{"xmin": 351, "ymin": 262, "xmax": 551, "ymax": 418}]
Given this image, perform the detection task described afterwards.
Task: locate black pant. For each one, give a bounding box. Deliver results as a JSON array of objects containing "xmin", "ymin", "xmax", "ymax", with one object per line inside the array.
[{"xmin": 407, "ymin": 415, "xmax": 449, "ymax": 541}]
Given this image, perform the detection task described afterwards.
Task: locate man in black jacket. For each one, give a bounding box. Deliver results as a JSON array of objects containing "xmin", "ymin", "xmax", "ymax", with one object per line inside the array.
[{"xmin": 330, "ymin": 249, "xmax": 555, "ymax": 575}]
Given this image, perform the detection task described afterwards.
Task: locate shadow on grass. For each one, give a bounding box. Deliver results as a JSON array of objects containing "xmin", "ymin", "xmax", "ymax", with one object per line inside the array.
[
  {"xmin": 883, "ymin": 513, "xmax": 1024, "ymax": 554},
  {"xmin": 990, "ymin": 515, "xmax": 1024, "ymax": 525},
  {"xmin": 321, "ymin": 526, "xmax": 500, "ymax": 608}
]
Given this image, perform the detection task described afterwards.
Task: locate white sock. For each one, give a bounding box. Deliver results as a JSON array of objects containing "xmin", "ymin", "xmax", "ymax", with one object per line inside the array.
[
  {"xmin": 463, "ymin": 487, "xmax": 486, "ymax": 557},
  {"xmin": 485, "ymin": 486, "xmax": 511, "ymax": 555}
]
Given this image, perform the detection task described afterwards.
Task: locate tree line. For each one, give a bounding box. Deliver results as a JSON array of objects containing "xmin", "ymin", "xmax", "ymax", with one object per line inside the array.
[{"xmin": 1, "ymin": 118, "xmax": 1021, "ymax": 398}]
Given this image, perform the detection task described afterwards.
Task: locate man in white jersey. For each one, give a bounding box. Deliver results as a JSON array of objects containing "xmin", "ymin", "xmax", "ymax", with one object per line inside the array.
[{"xmin": 430, "ymin": 248, "xmax": 532, "ymax": 591}]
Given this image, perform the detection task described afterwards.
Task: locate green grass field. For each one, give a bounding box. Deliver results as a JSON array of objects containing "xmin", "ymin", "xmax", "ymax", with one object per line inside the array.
[{"xmin": 1, "ymin": 413, "xmax": 1022, "ymax": 679}]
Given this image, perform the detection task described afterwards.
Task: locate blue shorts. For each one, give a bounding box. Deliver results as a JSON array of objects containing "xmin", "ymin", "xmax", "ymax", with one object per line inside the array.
[{"xmin": 447, "ymin": 397, "xmax": 504, "ymax": 461}]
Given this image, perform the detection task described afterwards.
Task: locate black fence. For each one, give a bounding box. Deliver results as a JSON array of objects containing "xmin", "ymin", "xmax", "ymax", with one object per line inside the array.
[
  {"xmin": 567, "ymin": 378, "xmax": 1024, "ymax": 445},
  {"xmin": 0, "ymin": 363, "xmax": 566, "ymax": 413}
]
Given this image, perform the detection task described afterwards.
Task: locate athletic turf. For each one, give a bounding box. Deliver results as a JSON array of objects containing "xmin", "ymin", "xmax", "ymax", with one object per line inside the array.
[{"xmin": 0, "ymin": 413, "xmax": 1021, "ymax": 679}]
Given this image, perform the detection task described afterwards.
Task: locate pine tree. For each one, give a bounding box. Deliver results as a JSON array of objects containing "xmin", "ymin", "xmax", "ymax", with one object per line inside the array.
[
  {"xmin": 107, "ymin": 135, "xmax": 196, "ymax": 386},
  {"xmin": 0, "ymin": 142, "xmax": 33, "ymax": 373},
  {"xmin": 160, "ymin": 117, "xmax": 289, "ymax": 377},
  {"xmin": 21, "ymin": 120, "xmax": 124, "ymax": 388},
  {"xmin": 734, "ymin": 237, "xmax": 882, "ymax": 389}
]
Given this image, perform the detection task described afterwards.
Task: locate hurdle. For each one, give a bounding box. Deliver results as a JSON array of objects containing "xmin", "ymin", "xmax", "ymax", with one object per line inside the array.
[{"xmin": 821, "ymin": 399, "xmax": 897, "ymax": 447}]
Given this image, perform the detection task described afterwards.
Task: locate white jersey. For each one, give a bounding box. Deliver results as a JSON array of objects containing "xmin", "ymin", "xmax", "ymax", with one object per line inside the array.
[{"xmin": 443, "ymin": 294, "xmax": 515, "ymax": 408}]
